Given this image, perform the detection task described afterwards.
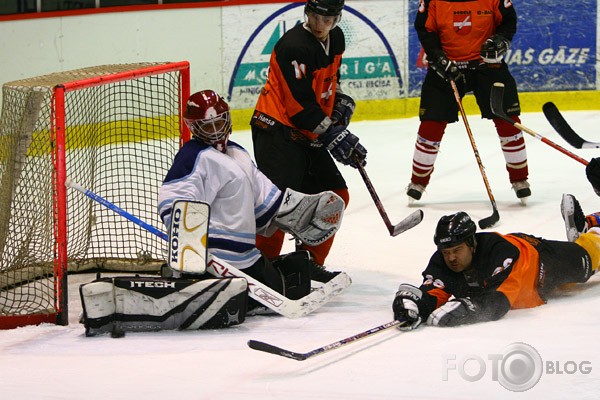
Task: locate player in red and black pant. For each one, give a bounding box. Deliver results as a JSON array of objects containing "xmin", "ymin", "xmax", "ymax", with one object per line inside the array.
[
  {"xmin": 392, "ymin": 211, "xmax": 599, "ymax": 329},
  {"xmin": 407, "ymin": 0, "xmax": 530, "ymax": 204},
  {"xmin": 250, "ymin": 0, "xmax": 367, "ymax": 282}
]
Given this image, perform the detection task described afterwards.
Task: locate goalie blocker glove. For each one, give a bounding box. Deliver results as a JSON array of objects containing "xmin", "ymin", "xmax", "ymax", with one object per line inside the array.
[
  {"xmin": 392, "ymin": 284, "xmax": 423, "ymax": 331},
  {"xmin": 480, "ymin": 34, "xmax": 510, "ymax": 63},
  {"xmin": 331, "ymin": 93, "xmax": 355, "ymax": 129},
  {"xmin": 273, "ymin": 188, "xmax": 344, "ymax": 246},
  {"xmin": 318, "ymin": 125, "xmax": 367, "ymax": 168}
]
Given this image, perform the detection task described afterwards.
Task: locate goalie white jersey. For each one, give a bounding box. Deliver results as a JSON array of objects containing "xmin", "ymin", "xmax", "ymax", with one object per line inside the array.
[{"xmin": 158, "ymin": 139, "xmax": 282, "ymax": 270}]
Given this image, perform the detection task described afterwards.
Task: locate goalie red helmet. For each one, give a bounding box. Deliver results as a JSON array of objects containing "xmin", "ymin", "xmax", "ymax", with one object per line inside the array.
[
  {"xmin": 183, "ymin": 90, "xmax": 232, "ymax": 152},
  {"xmin": 305, "ymin": 0, "xmax": 344, "ymax": 17},
  {"xmin": 434, "ymin": 212, "xmax": 477, "ymax": 249}
]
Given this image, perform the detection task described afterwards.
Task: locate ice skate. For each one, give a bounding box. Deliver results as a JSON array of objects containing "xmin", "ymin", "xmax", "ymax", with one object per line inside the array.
[
  {"xmin": 561, "ymin": 193, "xmax": 587, "ymax": 242},
  {"xmin": 407, "ymin": 182, "xmax": 426, "ymax": 205},
  {"xmin": 309, "ymin": 260, "xmax": 341, "ymax": 283},
  {"xmin": 512, "ymin": 180, "xmax": 531, "ymax": 205}
]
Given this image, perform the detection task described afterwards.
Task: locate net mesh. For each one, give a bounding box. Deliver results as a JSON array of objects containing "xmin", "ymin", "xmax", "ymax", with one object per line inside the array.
[{"xmin": 0, "ymin": 63, "xmax": 183, "ymax": 317}]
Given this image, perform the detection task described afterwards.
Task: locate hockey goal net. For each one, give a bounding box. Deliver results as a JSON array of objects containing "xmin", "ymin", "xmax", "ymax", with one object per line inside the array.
[{"xmin": 0, "ymin": 61, "xmax": 190, "ymax": 329}]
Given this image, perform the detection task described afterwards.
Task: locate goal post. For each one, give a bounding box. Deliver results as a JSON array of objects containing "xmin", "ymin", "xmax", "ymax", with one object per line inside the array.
[{"xmin": 0, "ymin": 61, "xmax": 190, "ymax": 329}]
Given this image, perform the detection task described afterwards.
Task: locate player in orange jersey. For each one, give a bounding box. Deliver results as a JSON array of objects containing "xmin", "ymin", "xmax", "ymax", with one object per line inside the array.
[
  {"xmin": 250, "ymin": 0, "xmax": 367, "ymax": 282},
  {"xmin": 392, "ymin": 211, "xmax": 599, "ymax": 328},
  {"xmin": 407, "ymin": 0, "xmax": 530, "ymax": 205}
]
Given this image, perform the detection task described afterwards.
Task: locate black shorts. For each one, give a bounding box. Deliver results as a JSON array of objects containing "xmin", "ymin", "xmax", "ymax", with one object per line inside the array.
[
  {"xmin": 251, "ymin": 125, "xmax": 347, "ymax": 194},
  {"xmin": 419, "ymin": 62, "xmax": 521, "ymax": 122},
  {"xmin": 530, "ymin": 237, "xmax": 594, "ymax": 298}
]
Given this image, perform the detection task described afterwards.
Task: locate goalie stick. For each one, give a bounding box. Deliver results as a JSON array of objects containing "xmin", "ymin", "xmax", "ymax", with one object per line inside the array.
[
  {"xmin": 357, "ymin": 163, "xmax": 424, "ymax": 236},
  {"xmin": 542, "ymin": 102, "xmax": 600, "ymax": 150},
  {"xmin": 66, "ymin": 179, "xmax": 351, "ymax": 319},
  {"xmin": 248, "ymin": 319, "xmax": 407, "ymax": 361},
  {"xmin": 450, "ymin": 79, "xmax": 500, "ymax": 229},
  {"xmin": 490, "ymin": 83, "xmax": 589, "ymax": 166}
]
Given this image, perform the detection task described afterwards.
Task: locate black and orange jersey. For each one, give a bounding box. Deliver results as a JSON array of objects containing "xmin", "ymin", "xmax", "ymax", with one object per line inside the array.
[
  {"xmin": 252, "ymin": 23, "xmax": 344, "ymax": 141},
  {"xmin": 415, "ymin": 0, "xmax": 517, "ymax": 62},
  {"xmin": 415, "ymin": 232, "xmax": 546, "ymax": 322}
]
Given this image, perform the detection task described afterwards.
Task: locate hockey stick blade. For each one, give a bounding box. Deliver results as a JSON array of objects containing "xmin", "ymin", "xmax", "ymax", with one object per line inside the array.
[
  {"xmin": 543, "ymin": 102, "xmax": 600, "ymax": 149},
  {"xmin": 477, "ymin": 207, "xmax": 500, "ymax": 230},
  {"xmin": 247, "ymin": 340, "xmax": 309, "ymax": 361},
  {"xmin": 356, "ymin": 163, "xmax": 424, "ymax": 237},
  {"xmin": 490, "ymin": 82, "xmax": 513, "ymax": 125},
  {"xmin": 247, "ymin": 320, "xmax": 406, "ymax": 361},
  {"xmin": 391, "ymin": 209, "xmax": 424, "ymax": 236}
]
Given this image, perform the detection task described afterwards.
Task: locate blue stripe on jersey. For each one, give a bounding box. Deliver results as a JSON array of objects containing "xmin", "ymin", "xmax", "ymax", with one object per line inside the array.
[
  {"xmin": 209, "ymin": 228, "xmax": 256, "ymax": 240},
  {"xmin": 256, "ymin": 188, "xmax": 283, "ymax": 229},
  {"xmin": 208, "ymin": 237, "xmax": 255, "ymax": 254}
]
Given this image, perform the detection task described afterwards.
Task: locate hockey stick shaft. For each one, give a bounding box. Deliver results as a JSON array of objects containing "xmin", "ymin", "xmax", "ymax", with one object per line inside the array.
[
  {"xmin": 542, "ymin": 101, "xmax": 600, "ymax": 149},
  {"xmin": 450, "ymin": 80, "xmax": 500, "ymax": 229},
  {"xmin": 490, "ymin": 83, "xmax": 588, "ymax": 166},
  {"xmin": 66, "ymin": 179, "xmax": 350, "ymax": 319},
  {"xmin": 248, "ymin": 319, "xmax": 406, "ymax": 361},
  {"xmin": 357, "ymin": 163, "xmax": 424, "ymax": 236},
  {"xmin": 65, "ymin": 178, "xmax": 168, "ymax": 240}
]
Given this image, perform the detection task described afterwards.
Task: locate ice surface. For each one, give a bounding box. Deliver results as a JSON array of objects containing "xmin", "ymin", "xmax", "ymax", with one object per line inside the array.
[{"xmin": 1, "ymin": 110, "xmax": 600, "ymax": 399}]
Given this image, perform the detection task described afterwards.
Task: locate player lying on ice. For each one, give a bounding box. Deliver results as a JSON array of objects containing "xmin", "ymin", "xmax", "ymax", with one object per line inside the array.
[
  {"xmin": 392, "ymin": 211, "xmax": 599, "ymax": 329},
  {"xmin": 79, "ymin": 90, "xmax": 351, "ymax": 336}
]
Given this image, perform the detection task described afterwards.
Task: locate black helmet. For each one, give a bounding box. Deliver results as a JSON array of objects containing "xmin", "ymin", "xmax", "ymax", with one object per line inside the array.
[
  {"xmin": 434, "ymin": 212, "xmax": 477, "ymax": 249},
  {"xmin": 305, "ymin": 0, "xmax": 344, "ymax": 17}
]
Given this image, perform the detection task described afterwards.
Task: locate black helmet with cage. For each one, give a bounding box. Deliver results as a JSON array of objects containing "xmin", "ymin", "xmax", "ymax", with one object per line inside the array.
[
  {"xmin": 434, "ymin": 212, "xmax": 477, "ymax": 249},
  {"xmin": 183, "ymin": 90, "xmax": 232, "ymax": 153},
  {"xmin": 305, "ymin": 0, "xmax": 344, "ymax": 17}
]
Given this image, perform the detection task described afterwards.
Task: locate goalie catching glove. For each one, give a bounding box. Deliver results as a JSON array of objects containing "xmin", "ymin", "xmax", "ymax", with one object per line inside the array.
[
  {"xmin": 273, "ymin": 188, "xmax": 345, "ymax": 246},
  {"xmin": 480, "ymin": 34, "xmax": 510, "ymax": 63},
  {"xmin": 392, "ymin": 284, "xmax": 423, "ymax": 331}
]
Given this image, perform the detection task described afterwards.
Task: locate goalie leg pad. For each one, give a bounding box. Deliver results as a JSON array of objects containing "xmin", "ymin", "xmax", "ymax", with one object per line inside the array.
[
  {"xmin": 272, "ymin": 251, "xmax": 312, "ymax": 300},
  {"xmin": 80, "ymin": 276, "xmax": 247, "ymax": 336},
  {"xmin": 79, "ymin": 278, "xmax": 117, "ymax": 336},
  {"xmin": 274, "ymin": 188, "xmax": 344, "ymax": 246}
]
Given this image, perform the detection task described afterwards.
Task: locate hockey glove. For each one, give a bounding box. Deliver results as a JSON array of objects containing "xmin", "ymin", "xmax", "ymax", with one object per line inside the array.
[
  {"xmin": 480, "ymin": 34, "xmax": 510, "ymax": 63},
  {"xmin": 273, "ymin": 188, "xmax": 345, "ymax": 246},
  {"xmin": 586, "ymin": 157, "xmax": 600, "ymax": 196},
  {"xmin": 427, "ymin": 297, "xmax": 479, "ymax": 327},
  {"xmin": 392, "ymin": 284, "xmax": 423, "ymax": 331},
  {"xmin": 331, "ymin": 93, "xmax": 356, "ymax": 129},
  {"xmin": 319, "ymin": 125, "xmax": 367, "ymax": 169},
  {"xmin": 430, "ymin": 54, "xmax": 462, "ymax": 82}
]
